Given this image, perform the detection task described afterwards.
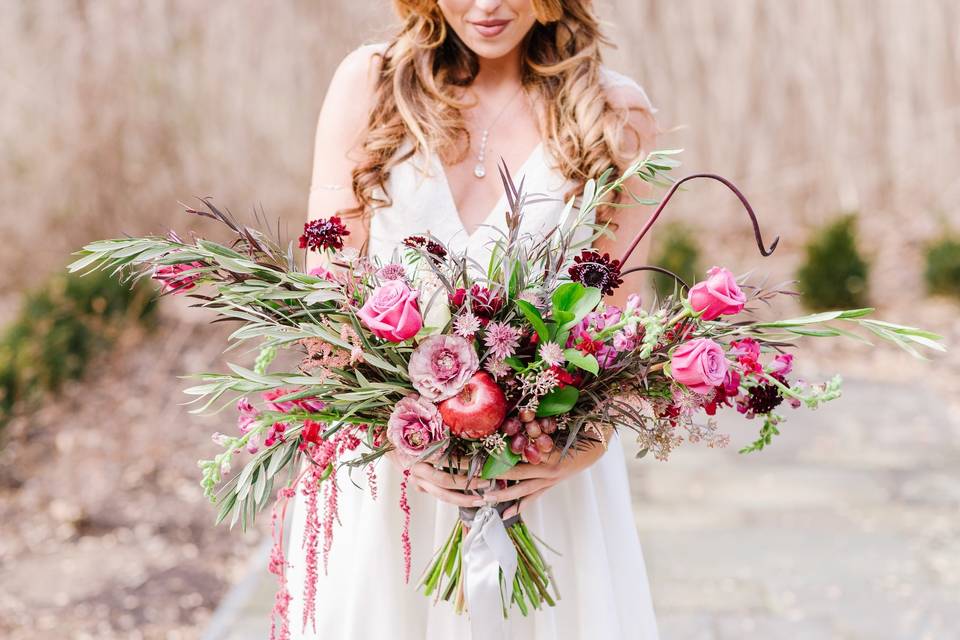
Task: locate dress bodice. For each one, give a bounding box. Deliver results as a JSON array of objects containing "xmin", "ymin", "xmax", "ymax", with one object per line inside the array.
[{"xmin": 367, "ymin": 67, "xmax": 657, "ymax": 265}]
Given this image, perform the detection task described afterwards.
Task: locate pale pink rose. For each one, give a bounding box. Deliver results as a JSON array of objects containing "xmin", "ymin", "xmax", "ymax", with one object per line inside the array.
[
  {"xmin": 688, "ymin": 266, "xmax": 746, "ymax": 321},
  {"xmin": 670, "ymin": 338, "xmax": 729, "ymax": 394},
  {"xmin": 357, "ymin": 280, "xmax": 423, "ymax": 342},
  {"xmin": 387, "ymin": 394, "xmax": 448, "ymax": 458},
  {"xmin": 408, "ymin": 335, "xmax": 479, "ymax": 402}
]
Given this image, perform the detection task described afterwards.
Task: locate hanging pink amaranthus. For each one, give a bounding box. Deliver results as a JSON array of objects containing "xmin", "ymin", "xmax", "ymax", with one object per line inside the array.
[
  {"xmin": 366, "ymin": 463, "xmax": 378, "ymax": 501},
  {"xmin": 267, "ymin": 486, "xmax": 298, "ymax": 640},
  {"xmin": 399, "ymin": 468, "xmax": 412, "ymax": 583},
  {"xmin": 299, "ymin": 462, "xmax": 323, "ymax": 633}
]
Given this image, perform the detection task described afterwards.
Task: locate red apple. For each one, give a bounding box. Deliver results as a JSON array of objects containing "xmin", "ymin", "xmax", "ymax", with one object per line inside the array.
[{"xmin": 438, "ymin": 372, "xmax": 507, "ymax": 439}]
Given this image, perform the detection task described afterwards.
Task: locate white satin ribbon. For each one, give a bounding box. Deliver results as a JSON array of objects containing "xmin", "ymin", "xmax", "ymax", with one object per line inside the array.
[{"xmin": 462, "ymin": 504, "xmax": 518, "ymax": 640}]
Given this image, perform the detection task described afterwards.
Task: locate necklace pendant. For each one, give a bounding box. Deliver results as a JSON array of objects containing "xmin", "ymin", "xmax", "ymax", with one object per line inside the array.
[{"xmin": 473, "ymin": 162, "xmax": 486, "ymax": 179}]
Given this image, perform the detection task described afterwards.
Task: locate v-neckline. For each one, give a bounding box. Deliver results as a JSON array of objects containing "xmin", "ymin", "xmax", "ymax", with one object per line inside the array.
[{"xmin": 431, "ymin": 141, "xmax": 543, "ymax": 239}]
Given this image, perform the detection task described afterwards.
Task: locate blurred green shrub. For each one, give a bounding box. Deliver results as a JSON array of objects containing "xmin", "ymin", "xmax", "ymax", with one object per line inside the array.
[
  {"xmin": 924, "ymin": 236, "xmax": 960, "ymax": 298},
  {"xmin": 797, "ymin": 215, "xmax": 869, "ymax": 310},
  {"xmin": 0, "ymin": 269, "xmax": 156, "ymax": 424},
  {"xmin": 651, "ymin": 223, "xmax": 701, "ymax": 298}
]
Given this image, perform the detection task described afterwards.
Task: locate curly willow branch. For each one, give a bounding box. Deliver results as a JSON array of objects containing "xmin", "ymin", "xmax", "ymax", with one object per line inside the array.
[
  {"xmin": 619, "ymin": 265, "xmax": 690, "ymax": 290},
  {"xmin": 619, "ymin": 173, "xmax": 780, "ymax": 265}
]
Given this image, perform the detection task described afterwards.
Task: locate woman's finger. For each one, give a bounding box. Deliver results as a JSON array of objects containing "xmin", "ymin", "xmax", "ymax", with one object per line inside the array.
[
  {"xmin": 485, "ymin": 477, "xmax": 554, "ymax": 503},
  {"xmin": 413, "ymin": 478, "xmax": 485, "ymax": 508},
  {"xmin": 409, "ymin": 462, "xmax": 479, "ymax": 490}
]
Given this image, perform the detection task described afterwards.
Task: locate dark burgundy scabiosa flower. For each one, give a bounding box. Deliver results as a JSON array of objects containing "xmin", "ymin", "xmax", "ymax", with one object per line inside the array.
[
  {"xmin": 744, "ymin": 382, "xmax": 785, "ymax": 414},
  {"xmin": 402, "ymin": 235, "xmax": 447, "ymax": 260},
  {"xmin": 300, "ymin": 216, "xmax": 350, "ymax": 252},
  {"xmin": 568, "ymin": 250, "xmax": 624, "ymax": 296}
]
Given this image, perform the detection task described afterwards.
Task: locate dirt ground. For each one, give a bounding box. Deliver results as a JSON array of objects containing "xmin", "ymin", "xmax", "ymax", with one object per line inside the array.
[{"xmin": 0, "ymin": 310, "xmax": 268, "ymax": 639}]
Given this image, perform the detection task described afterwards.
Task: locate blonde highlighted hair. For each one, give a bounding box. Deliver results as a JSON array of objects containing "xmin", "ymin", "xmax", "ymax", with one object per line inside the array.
[{"xmin": 348, "ymin": 0, "xmax": 654, "ymax": 222}]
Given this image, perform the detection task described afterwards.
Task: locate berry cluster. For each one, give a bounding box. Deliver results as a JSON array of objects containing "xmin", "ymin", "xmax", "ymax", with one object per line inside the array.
[{"xmin": 502, "ymin": 409, "xmax": 557, "ymax": 464}]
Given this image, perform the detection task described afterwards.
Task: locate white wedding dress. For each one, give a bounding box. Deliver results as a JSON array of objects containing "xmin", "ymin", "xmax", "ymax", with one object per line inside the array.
[{"xmin": 286, "ymin": 67, "xmax": 660, "ymax": 640}]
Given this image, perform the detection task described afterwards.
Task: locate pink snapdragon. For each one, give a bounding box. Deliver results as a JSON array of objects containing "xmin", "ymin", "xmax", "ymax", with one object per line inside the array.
[
  {"xmin": 153, "ymin": 261, "xmax": 205, "ymax": 294},
  {"xmin": 769, "ymin": 353, "xmax": 794, "ymax": 377}
]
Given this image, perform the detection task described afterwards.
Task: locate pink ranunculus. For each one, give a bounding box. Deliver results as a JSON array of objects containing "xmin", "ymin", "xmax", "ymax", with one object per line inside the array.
[
  {"xmin": 670, "ymin": 338, "xmax": 729, "ymax": 394},
  {"xmin": 387, "ymin": 394, "xmax": 448, "ymax": 458},
  {"xmin": 153, "ymin": 261, "xmax": 205, "ymax": 294},
  {"xmin": 357, "ymin": 280, "xmax": 422, "ymax": 342},
  {"xmin": 688, "ymin": 266, "xmax": 746, "ymax": 321},
  {"xmin": 408, "ymin": 334, "xmax": 479, "ymax": 402}
]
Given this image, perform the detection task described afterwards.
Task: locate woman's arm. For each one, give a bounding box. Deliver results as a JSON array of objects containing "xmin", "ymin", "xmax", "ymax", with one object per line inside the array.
[{"xmin": 304, "ymin": 44, "xmax": 383, "ymax": 271}]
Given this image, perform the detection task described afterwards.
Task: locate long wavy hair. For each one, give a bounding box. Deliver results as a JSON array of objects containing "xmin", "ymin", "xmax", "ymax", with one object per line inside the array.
[{"xmin": 347, "ymin": 0, "xmax": 654, "ymax": 223}]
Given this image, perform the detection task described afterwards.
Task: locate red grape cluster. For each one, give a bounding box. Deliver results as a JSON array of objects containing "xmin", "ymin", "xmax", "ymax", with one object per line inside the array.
[{"xmin": 502, "ymin": 409, "xmax": 556, "ymax": 464}]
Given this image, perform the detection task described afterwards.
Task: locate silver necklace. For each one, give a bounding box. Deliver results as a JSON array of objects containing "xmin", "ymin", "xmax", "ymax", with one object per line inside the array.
[{"xmin": 472, "ymin": 85, "xmax": 525, "ymax": 179}]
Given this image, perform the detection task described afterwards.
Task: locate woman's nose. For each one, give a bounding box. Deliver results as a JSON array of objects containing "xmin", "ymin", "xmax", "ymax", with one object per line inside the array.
[{"xmin": 474, "ymin": 0, "xmax": 504, "ymax": 14}]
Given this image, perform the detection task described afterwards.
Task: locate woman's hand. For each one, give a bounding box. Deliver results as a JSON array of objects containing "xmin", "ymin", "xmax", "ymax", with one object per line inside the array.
[
  {"xmin": 488, "ymin": 432, "xmax": 612, "ymax": 520},
  {"xmin": 385, "ymin": 424, "xmax": 613, "ymax": 515},
  {"xmin": 386, "ymin": 449, "xmax": 491, "ymax": 509}
]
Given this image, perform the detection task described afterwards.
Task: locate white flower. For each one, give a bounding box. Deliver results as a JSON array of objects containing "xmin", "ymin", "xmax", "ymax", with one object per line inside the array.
[
  {"xmin": 539, "ymin": 341, "xmax": 565, "ymax": 367},
  {"xmin": 414, "ymin": 270, "xmax": 451, "ymax": 334}
]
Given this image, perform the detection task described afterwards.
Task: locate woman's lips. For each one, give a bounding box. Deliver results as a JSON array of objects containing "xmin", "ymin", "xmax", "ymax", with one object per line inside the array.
[{"xmin": 469, "ymin": 19, "xmax": 511, "ymax": 38}]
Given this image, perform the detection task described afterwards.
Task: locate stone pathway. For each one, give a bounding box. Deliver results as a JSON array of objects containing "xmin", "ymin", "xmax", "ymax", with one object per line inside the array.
[{"xmin": 203, "ymin": 379, "xmax": 960, "ymax": 640}]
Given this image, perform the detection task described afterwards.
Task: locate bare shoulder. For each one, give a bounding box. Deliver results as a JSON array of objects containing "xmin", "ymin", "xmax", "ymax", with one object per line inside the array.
[
  {"xmin": 315, "ymin": 42, "xmax": 389, "ymax": 156},
  {"xmin": 326, "ymin": 42, "xmax": 388, "ymax": 109},
  {"xmin": 599, "ymin": 67, "xmax": 657, "ymax": 114},
  {"xmin": 598, "ymin": 67, "xmax": 659, "ymax": 157}
]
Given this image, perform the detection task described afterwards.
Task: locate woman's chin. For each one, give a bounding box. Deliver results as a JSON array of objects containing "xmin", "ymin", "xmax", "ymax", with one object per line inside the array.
[{"xmin": 465, "ymin": 40, "xmax": 521, "ymax": 62}]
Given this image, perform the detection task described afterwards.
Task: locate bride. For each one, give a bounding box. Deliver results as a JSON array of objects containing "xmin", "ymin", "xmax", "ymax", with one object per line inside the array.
[{"xmin": 290, "ymin": 1, "xmax": 661, "ymax": 638}]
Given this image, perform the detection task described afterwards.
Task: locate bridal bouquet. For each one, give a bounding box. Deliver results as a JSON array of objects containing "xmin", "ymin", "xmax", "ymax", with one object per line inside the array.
[{"xmin": 68, "ymin": 151, "xmax": 943, "ymax": 639}]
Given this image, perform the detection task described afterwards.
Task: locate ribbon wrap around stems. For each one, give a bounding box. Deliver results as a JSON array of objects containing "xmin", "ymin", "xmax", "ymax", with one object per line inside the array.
[{"xmin": 458, "ymin": 501, "xmax": 519, "ymax": 640}]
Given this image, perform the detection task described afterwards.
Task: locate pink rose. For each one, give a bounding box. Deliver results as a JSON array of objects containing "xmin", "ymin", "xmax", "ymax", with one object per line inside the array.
[
  {"xmin": 387, "ymin": 394, "xmax": 448, "ymax": 458},
  {"xmin": 670, "ymin": 338, "xmax": 729, "ymax": 394},
  {"xmin": 357, "ymin": 280, "xmax": 422, "ymax": 342},
  {"xmin": 688, "ymin": 267, "xmax": 746, "ymax": 321},
  {"xmin": 408, "ymin": 334, "xmax": 479, "ymax": 402}
]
